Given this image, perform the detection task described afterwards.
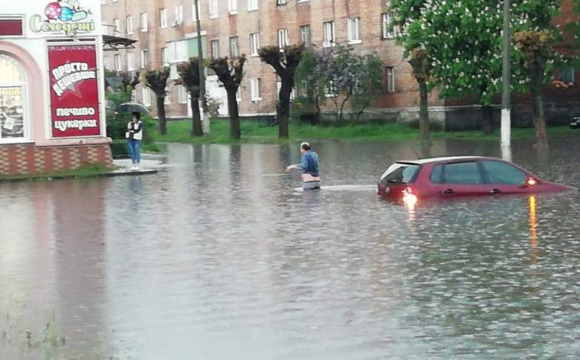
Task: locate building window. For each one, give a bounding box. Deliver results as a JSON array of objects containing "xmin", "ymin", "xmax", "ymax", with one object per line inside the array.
[
  {"xmin": 347, "ymin": 17, "xmax": 361, "ymax": 44},
  {"xmin": 278, "ymin": 29, "xmax": 289, "ymax": 48},
  {"xmin": 113, "ymin": 18, "xmax": 120, "ymax": 35},
  {"xmin": 229, "ymin": 37, "xmax": 239, "ymax": 58},
  {"xmin": 170, "ymin": 41, "xmax": 188, "ymax": 62},
  {"xmin": 248, "ymin": 0, "xmax": 258, "ymax": 11},
  {"xmin": 0, "ymin": 54, "xmax": 28, "ymax": 142},
  {"xmin": 164, "ymin": 86, "xmax": 172, "ymax": 105},
  {"xmin": 229, "ymin": 0, "xmax": 238, "ymax": 14},
  {"xmin": 114, "ymin": 54, "xmax": 122, "ymax": 71},
  {"xmin": 127, "ymin": 53, "xmax": 135, "ymax": 71},
  {"xmin": 236, "ymin": 88, "xmax": 241, "ymax": 103},
  {"xmin": 192, "ymin": 1, "xmax": 200, "ymax": 21},
  {"xmin": 126, "ymin": 16, "xmax": 133, "ymax": 35},
  {"xmin": 382, "ymin": 13, "xmax": 399, "ymax": 39},
  {"xmin": 209, "ymin": 0, "xmax": 218, "ymax": 18},
  {"xmin": 162, "ymin": 47, "xmax": 169, "ymax": 66},
  {"xmin": 142, "ymin": 87, "xmax": 151, "ymax": 107},
  {"xmin": 211, "ymin": 40, "xmax": 220, "ymax": 58},
  {"xmin": 250, "ymin": 78, "xmax": 261, "ymax": 101},
  {"xmin": 178, "ymin": 85, "xmax": 188, "ymax": 104},
  {"xmin": 385, "ymin": 66, "xmax": 395, "ymax": 92},
  {"xmin": 141, "ymin": 49, "xmax": 149, "ymax": 68},
  {"xmin": 326, "ymin": 80, "xmax": 337, "ymax": 97},
  {"xmin": 103, "ymin": 56, "xmax": 111, "ymax": 70},
  {"xmin": 160, "ymin": 8, "xmax": 167, "ymax": 28},
  {"xmin": 277, "ymin": 0, "xmax": 288, "ymax": 5},
  {"xmin": 323, "ymin": 21, "xmax": 335, "ymax": 47},
  {"xmin": 558, "ymin": 65, "xmax": 575, "ymax": 85},
  {"xmin": 250, "ymin": 33, "xmax": 260, "ymax": 56},
  {"xmin": 300, "ymin": 25, "xmax": 311, "ymax": 47},
  {"xmin": 140, "ymin": 13, "xmax": 148, "ymax": 32},
  {"xmin": 174, "ymin": 5, "xmax": 184, "ymax": 25}
]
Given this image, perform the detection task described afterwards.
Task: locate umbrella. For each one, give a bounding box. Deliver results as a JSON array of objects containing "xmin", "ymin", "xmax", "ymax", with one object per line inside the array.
[{"xmin": 115, "ymin": 102, "xmax": 148, "ymax": 114}]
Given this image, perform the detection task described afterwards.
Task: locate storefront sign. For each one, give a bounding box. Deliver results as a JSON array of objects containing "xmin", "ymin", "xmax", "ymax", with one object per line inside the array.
[
  {"xmin": 30, "ymin": 0, "xmax": 97, "ymax": 37},
  {"xmin": 48, "ymin": 45, "xmax": 101, "ymax": 138}
]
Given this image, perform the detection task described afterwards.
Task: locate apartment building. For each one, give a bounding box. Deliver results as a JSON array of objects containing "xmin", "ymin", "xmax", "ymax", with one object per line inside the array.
[
  {"xmin": 100, "ymin": 0, "xmax": 432, "ymax": 119},
  {"xmin": 101, "ymin": 0, "xmax": 579, "ymax": 127}
]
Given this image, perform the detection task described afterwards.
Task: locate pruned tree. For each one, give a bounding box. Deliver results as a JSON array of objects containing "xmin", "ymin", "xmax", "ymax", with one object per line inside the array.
[
  {"xmin": 259, "ymin": 44, "xmax": 306, "ymax": 139},
  {"xmin": 141, "ymin": 67, "xmax": 170, "ymax": 135},
  {"xmin": 207, "ymin": 55, "xmax": 247, "ymax": 139},
  {"xmin": 512, "ymin": 29, "xmax": 559, "ymax": 150},
  {"xmin": 389, "ymin": 0, "xmax": 434, "ymax": 143},
  {"xmin": 408, "ymin": 48, "xmax": 433, "ymax": 142},
  {"xmin": 177, "ymin": 58, "xmax": 203, "ymax": 137},
  {"xmin": 121, "ymin": 72, "xmax": 140, "ymax": 94}
]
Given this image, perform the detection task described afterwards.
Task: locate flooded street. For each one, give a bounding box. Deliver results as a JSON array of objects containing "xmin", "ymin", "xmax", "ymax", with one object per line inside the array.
[{"xmin": 2, "ymin": 137, "xmax": 580, "ymax": 360}]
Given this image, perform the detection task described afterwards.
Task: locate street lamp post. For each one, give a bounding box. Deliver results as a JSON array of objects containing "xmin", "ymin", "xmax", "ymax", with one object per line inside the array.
[
  {"xmin": 194, "ymin": 0, "xmax": 210, "ymax": 135},
  {"xmin": 501, "ymin": 0, "xmax": 511, "ymax": 160}
]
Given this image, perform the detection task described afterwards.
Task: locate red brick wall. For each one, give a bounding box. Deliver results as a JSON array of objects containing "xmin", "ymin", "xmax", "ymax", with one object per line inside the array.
[{"xmin": 0, "ymin": 144, "xmax": 113, "ymax": 176}]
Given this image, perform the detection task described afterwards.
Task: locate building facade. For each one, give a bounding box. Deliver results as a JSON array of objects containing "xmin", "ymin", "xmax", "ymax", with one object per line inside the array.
[
  {"xmin": 0, "ymin": 0, "xmax": 111, "ymax": 176},
  {"xmin": 101, "ymin": 0, "xmax": 579, "ymax": 128}
]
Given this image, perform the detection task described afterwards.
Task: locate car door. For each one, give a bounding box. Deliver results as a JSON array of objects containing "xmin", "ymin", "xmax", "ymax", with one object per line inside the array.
[
  {"xmin": 479, "ymin": 160, "xmax": 530, "ymax": 194},
  {"xmin": 439, "ymin": 161, "xmax": 491, "ymax": 197}
]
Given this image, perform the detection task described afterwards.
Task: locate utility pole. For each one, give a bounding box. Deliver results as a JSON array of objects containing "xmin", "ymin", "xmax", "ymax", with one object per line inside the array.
[
  {"xmin": 501, "ymin": 0, "xmax": 511, "ymax": 160},
  {"xmin": 194, "ymin": 0, "xmax": 210, "ymax": 135}
]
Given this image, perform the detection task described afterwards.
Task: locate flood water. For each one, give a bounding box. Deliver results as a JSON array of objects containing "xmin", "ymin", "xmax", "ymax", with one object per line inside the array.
[{"xmin": 2, "ymin": 137, "xmax": 580, "ymax": 360}]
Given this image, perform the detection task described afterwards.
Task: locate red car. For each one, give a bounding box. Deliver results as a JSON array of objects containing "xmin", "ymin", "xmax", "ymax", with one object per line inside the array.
[{"xmin": 378, "ymin": 156, "xmax": 574, "ymax": 201}]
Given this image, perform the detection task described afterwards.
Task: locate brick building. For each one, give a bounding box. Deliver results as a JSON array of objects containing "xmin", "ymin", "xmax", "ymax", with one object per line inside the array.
[{"xmin": 101, "ymin": 0, "xmax": 579, "ymax": 129}]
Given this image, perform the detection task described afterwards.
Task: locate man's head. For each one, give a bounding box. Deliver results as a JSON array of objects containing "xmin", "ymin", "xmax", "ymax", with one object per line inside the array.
[
  {"xmin": 300, "ymin": 142, "xmax": 310, "ymax": 154},
  {"xmin": 131, "ymin": 112, "xmax": 141, "ymax": 123}
]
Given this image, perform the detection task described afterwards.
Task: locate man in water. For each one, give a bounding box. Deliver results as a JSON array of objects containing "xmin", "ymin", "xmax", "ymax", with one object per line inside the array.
[{"xmin": 287, "ymin": 142, "xmax": 320, "ymax": 190}]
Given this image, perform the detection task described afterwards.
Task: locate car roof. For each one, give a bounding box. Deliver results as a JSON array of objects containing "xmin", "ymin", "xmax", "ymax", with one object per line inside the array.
[{"xmin": 396, "ymin": 156, "xmax": 492, "ymax": 165}]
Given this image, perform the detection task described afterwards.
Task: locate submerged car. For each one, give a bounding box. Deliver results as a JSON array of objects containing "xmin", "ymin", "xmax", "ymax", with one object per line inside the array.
[{"xmin": 378, "ymin": 156, "xmax": 574, "ymax": 201}]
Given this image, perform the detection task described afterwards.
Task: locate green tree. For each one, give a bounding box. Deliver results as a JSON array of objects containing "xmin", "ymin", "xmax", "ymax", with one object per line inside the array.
[
  {"xmin": 207, "ymin": 56, "xmax": 247, "ymax": 139},
  {"xmin": 418, "ymin": 0, "xmax": 504, "ymax": 134},
  {"xmin": 295, "ymin": 49, "xmax": 326, "ymax": 122},
  {"xmin": 141, "ymin": 68, "xmax": 170, "ymax": 135},
  {"xmin": 351, "ymin": 54, "xmax": 385, "ymax": 122},
  {"xmin": 259, "ymin": 44, "xmax": 306, "ymax": 139},
  {"xmin": 177, "ymin": 58, "xmax": 203, "ymax": 137},
  {"xmin": 389, "ymin": 0, "xmax": 434, "ymax": 142}
]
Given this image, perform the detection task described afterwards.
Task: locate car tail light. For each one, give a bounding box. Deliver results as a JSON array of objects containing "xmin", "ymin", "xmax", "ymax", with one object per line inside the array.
[{"xmin": 402, "ymin": 187, "xmax": 418, "ymax": 208}]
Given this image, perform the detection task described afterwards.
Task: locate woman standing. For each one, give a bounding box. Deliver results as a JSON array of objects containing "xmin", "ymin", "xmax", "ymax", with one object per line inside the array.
[{"xmin": 126, "ymin": 112, "xmax": 143, "ymax": 170}]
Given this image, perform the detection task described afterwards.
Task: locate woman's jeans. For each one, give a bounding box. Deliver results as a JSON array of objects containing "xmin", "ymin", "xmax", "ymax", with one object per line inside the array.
[{"xmin": 128, "ymin": 139, "xmax": 141, "ymax": 163}]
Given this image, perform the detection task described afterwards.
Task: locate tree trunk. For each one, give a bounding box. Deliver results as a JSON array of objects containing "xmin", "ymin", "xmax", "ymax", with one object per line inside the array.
[
  {"xmin": 190, "ymin": 97, "xmax": 203, "ymax": 137},
  {"xmin": 482, "ymin": 105, "xmax": 493, "ymax": 135},
  {"xmin": 156, "ymin": 96, "xmax": 167, "ymax": 135},
  {"xmin": 278, "ymin": 79, "xmax": 292, "ymax": 139},
  {"xmin": 338, "ymin": 96, "xmax": 350, "ymax": 127},
  {"xmin": 530, "ymin": 63, "xmax": 549, "ymax": 150},
  {"xmin": 227, "ymin": 88, "xmax": 241, "ymax": 140},
  {"xmin": 418, "ymin": 79, "xmax": 431, "ymax": 143}
]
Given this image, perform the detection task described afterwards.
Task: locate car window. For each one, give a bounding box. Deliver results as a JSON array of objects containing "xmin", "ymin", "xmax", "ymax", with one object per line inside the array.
[
  {"xmin": 430, "ymin": 164, "xmax": 444, "ymax": 184},
  {"xmin": 380, "ymin": 163, "xmax": 420, "ymax": 185},
  {"xmin": 481, "ymin": 161, "xmax": 526, "ymax": 185},
  {"xmin": 444, "ymin": 162, "xmax": 483, "ymax": 184}
]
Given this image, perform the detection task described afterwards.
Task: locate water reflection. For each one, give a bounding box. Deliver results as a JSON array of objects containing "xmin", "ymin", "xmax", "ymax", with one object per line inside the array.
[
  {"xmin": 1, "ymin": 137, "xmax": 580, "ymax": 360},
  {"xmin": 529, "ymin": 195, "xmax": 538, "ymax": 264}
]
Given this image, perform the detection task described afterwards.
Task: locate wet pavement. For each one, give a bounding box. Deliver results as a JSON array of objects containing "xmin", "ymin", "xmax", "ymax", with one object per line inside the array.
[{"xmin": 1, "ymin": 136, "xmax": 580, "ymax": 360}]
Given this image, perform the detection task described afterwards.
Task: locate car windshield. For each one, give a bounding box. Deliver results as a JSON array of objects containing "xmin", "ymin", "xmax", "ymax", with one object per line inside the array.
[{"xmin": 380, "ymin": 163, "xmax": 420, "ymax": 185}]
